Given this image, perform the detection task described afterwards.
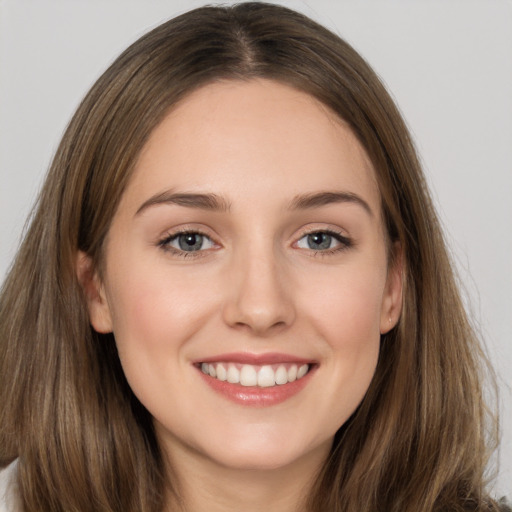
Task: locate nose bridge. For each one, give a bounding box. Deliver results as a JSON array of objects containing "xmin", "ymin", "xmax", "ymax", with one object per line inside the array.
[{"xmin": 222, "ymin": 238, "xmax": 295, "ymax": 334}]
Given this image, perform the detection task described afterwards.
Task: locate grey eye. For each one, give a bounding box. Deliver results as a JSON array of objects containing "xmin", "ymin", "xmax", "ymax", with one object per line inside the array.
[
  {"xmin": 297, "ymin": 232, "xmax": 337, "ymax": 250},
  {"xmin": 179, "ymin": 233, "xmax": 204, "ymax": 251},
  {"xmin": 166, "ymin": 233, "xmax": 215, "ymax": 252}
]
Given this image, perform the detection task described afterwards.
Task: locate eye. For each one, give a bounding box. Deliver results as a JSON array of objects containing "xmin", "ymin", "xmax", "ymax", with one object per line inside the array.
[
  {"xmin": 160, "ymin": 232, "xmax": 216, "ymax": 253},
  {"xmin": 296, "ymin": 231, "xmax": 351, "ymax": 252}
]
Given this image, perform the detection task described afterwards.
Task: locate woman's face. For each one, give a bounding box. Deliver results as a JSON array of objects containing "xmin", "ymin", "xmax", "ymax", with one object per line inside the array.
[{"xmin": 85, "ymin": 79, "xmax": 402, "ymax": 472}]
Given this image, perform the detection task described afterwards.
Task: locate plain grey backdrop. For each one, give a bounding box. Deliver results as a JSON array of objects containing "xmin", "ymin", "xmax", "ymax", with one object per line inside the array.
[{"xmin": 0, "ymin": 0, "xmax": 510, "ymax": 499}]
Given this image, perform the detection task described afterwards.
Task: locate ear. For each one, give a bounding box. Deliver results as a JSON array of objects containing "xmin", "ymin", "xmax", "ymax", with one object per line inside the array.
[
  {"xmin": 380, "ymin": 243, "xmax": 403, "ymax": 334},
  {"xmin": 76, "ymin": 251, "xmax": 113, "ymax": 333}
]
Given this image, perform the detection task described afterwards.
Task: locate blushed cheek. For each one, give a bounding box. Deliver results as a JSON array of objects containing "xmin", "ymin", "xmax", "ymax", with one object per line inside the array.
[
  {"xmin": 307, "ymin": 274, "xmax": 384, "ymax": 345},
  {"xmin": 105, "ymin": 277, "xmax": 182, "ymax": 401},
  {"xmin": 305, "ymin": 278, "xmax": 383, "ymax": 432},
  {"xmin": 109, "ymin": 270, "xmax": 217, "ymax": 355},
  {"xmin": 328, "ymin": 282, "xmax": 383, "ymax": 396}
]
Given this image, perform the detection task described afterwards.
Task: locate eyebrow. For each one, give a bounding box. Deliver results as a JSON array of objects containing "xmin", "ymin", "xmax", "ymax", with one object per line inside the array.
[
  {"xmin": 136, "ymin": 191, "xmax": 231, "ymax": 216},
  {"xmin": 135, "ymin": 189, "xmax": 372, "ymax": 217},
  {"xmin": 289, "ymin": 191, "xmax": 373, "ymax": 216}
]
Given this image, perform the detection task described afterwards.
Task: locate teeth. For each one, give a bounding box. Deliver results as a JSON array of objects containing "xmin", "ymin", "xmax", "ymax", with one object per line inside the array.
[
  {"xmin": 227, "ymin": 364, "xmax": 240, "ymax": 384},
  {"xmin": 216, "ymin": 363, "xmax": 227, "ymax": 381},
  {"xmin": 257, "ymin": 365, "xmax": 275, "ymax": 387},
  {"xmin": 240, "ymin": 365, "xmax": 257, "ymax": 386},
  {"xmin": 297, "ymin": 364, "xmax": 308, "ymax": 379},
  {"xmin": 275, "ymin": 365, "xmax": 288, "ymax": 385},
  {"xmin": 200, "ymin": 362, "xmax": 310, "ymax": 387}
]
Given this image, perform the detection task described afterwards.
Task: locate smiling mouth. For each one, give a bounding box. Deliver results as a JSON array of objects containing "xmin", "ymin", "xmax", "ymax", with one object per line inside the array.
[{"xmin": 199, "ymin": 362, "xmax": 311, "ymax": 388}]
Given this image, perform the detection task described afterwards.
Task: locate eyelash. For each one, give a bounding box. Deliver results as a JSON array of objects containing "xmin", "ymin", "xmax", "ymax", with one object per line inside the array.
[
  {"xmin": 157, "ymin": 228, "xmax": 216, "ymax": 258},
  {"xmin": 296, "ymin": 229, "xmax": 353, "ymax": 257},
  {"xmin": 157, "ymin": 228, "xmax": 353, "ymax": 259}
]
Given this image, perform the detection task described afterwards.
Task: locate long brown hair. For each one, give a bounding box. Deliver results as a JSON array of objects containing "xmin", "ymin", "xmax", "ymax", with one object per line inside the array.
[{"xmin": 0, "ymin": 3, "xmax": 502, "ymax": 511}]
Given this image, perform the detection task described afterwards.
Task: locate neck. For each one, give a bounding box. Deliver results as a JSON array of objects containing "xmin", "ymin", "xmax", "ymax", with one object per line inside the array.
[{"xmin": 161, "ymin": 438, "xmax": 329, "ymax": 512}]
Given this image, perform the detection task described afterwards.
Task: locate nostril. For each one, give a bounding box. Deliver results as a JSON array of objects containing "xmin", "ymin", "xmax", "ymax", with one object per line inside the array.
[
  {"xmin": 230, "ymin": 318, "xmax": 290, "ymax": 336},
  {"xmin": 222, "ymin": 293, "xmax": 295, "ymax": 334}
]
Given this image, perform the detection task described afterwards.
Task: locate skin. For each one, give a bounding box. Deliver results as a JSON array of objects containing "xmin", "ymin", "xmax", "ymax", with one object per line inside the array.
[{"xmin": 80, "ymin": 79, "xmax": 402, "ymax": 512}]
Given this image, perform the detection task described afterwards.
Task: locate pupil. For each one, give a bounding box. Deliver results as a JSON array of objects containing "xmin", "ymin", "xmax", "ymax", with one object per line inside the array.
[
  {"xmin": 308, "ymin": 232, "xmax": 331, "ymax": 250},
  {"xmin": 179, "ymin": 234, "xmax": 203, "ymax": 251}
]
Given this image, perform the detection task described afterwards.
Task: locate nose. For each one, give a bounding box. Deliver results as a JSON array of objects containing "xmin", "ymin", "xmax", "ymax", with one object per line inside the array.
[{"xmin": 222, "ymin": 248, "xmax": 296, "ymax": 336}]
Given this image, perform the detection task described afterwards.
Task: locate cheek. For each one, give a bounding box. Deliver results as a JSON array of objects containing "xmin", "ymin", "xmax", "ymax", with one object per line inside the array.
[
  {"xmin": 298, "ymin": 266, "xmax": 385, "ymax": 421},
  {"xmin": 108, "ymin": 263, "xmax": 212, "ymax": 335},
  {"xmin": 103, "ymin": 265, "xmax": 220, "ymax": 424},
  {"xmin": 322, "ymin": 283, "xmax": 382, "ymax": 380},
  {"xmin": 303, "ymin": 266, "xmax": 386, "ymax": 346},
  {"xmin": 103, "ymin": 263, "xmax": 219, "ymax": 383}
]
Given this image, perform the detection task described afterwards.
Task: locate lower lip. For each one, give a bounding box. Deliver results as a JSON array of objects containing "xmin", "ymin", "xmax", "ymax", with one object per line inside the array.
[{"xmin": 197, "ymin": 366, "xmax": 315, "ymax": 407}]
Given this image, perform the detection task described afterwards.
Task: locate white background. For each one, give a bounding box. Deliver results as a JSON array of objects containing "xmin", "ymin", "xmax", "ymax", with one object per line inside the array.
[{"xmin": 0, "ymin": 0, "xmax": 510, "ymax": 500}]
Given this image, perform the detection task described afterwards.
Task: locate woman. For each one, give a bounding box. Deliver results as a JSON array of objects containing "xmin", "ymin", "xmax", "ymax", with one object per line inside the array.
[{"xmin": 0, "ymin": 3, "xmax": 507, "ymax": 511}]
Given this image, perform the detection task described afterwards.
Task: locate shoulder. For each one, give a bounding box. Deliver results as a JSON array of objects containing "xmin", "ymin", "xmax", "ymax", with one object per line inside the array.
[{"xmin": 0, "ymin": 461, "xmax": 19, "ymax": 512}]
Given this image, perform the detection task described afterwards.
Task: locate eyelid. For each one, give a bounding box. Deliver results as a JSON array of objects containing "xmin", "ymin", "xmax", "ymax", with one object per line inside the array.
[
  {"xmin": 293, "ymin": 224, "xmax": 350, "ymax": 241},
  {"xmin": 292, "ymin": 225, "xmax": 353, "ymax": 253},
  {"xmin": 156, "ymin": 223, "xmax": 353, "ymax": 258},
  {"xmin": 157, "ymin": 225, "xmax": 221, "ymax": 257}
]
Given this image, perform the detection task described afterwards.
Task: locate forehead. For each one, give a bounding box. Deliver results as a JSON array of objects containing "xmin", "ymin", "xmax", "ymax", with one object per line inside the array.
[{"xmin": 125, "ymin": 78, "xmax": 380, "ymax": 212}]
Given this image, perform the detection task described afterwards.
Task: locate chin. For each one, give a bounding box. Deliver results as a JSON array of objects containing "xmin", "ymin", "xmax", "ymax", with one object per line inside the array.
[
  {"xmin": 208, "ymin": 448, "xmax": 307, "ymax": 472},
  {"xmin": 196, "ymin": 429, "xmax": 332, "ymax": 473}
]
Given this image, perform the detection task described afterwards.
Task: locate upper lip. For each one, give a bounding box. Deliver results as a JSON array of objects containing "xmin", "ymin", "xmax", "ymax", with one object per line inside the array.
[{"xmin": 194, "ymin": 352, "xmax": 315, "ymax": 365}]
